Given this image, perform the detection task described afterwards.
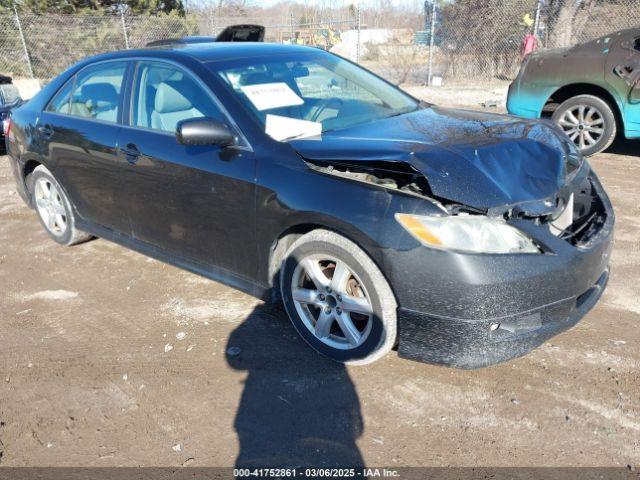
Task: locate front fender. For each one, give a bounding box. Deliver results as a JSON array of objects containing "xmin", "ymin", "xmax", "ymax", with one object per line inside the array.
[{"xmin": 255, "ymin": 154, "xmax": 442, "ymax": 292}]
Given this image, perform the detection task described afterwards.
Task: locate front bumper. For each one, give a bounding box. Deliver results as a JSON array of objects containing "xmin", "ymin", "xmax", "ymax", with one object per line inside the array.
[
  {"xmin": 397, "ymin": 269, "xmax": 609, "ymax": 368},
  {"xmin": 385, "ymin": 171, "xmax": 614, "ymax": 369}
]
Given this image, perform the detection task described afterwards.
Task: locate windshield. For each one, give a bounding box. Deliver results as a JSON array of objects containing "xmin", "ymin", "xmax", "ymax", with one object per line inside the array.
[{"xmin": 208, "ymin": 51, "xmax": 419, "ymax": 141}]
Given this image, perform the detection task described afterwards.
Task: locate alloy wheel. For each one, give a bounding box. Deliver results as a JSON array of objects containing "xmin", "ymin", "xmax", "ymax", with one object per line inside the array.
[
  {"xmin": 34, "ymin": 177, "xmax": 68, "ymax": 237},
  {"xmin": 290, "ymin": 255, "xmax": 374, "ymax": 350},
  {"xmin": 557, "ymin": 104, "xmax": 605, "ymax": 151}
]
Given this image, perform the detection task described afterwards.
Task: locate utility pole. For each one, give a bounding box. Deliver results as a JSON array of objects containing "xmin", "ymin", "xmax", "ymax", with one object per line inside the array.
[
  {"xmin": 426, "ymin": 0, "xmax": 437, "ymax": 86},
  {"xmin": 120, "ymin": 11, "xmax": 130, "ymax": 50},
  {"xmin": 289, "ymin": 12, "xmax": 295, "ymax": 43},
  {"xmin": 14, "ymin": 5, "xmax": 34, "ymax": 78},
  {"xmin": 533, "ymin": 0, "xmax": 543, "ymax": 38},
  {"xmin": 356, "ymin": 4, "xmax": 361, "ymax": 63}
]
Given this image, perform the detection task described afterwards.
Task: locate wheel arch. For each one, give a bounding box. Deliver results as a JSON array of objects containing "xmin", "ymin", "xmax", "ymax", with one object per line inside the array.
[
  {"xmin": 266, "ymin": 221, "xmax": 389, "ymax": 304},
  {"xmin": 23, "ymin": 159, "xmax": 41, "ymax": 179},
  {"xmin": 21, "ymin": 158, "xmax": 43, "ymax": 206},
  {"xmin": 22, "ymin": 159, "xmax": 79, "ymax": 219},
  {"xmin": 543, "ymin": 83, "xmax": 624, "ymax": 128}
]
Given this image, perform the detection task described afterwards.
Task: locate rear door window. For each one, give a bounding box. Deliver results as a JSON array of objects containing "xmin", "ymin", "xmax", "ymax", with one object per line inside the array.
[
  {"xmin": 47, "ymin": 79, "xmax": 75, "ymax": 114},
  {"xmin": 56, "ymin": 61, "xmax": 127, "ymax": 123}
]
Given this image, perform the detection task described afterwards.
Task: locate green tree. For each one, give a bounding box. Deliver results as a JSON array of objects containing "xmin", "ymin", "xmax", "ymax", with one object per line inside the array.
[
  {"xmin": 112, "ymin": 0, "xmax": 185, "ymax": 15},
  {"xmin": 5, "ymin": 0, "xmax": 185, "ymax": 15}
]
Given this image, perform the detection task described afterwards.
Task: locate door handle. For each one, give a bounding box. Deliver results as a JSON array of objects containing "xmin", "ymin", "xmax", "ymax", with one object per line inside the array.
[
  {"xmin": 38, "ymin": 124, "xmax": 53, "ymax": 138},
  {"xmin": 121, "ymin": 143, "xmax": 141, "ymax": 164}
]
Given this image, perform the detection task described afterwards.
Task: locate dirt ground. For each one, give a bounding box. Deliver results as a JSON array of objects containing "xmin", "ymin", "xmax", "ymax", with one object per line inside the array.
[{"xmin": 0, "ymin": 131, "xmax": 639, "ymax": 469}]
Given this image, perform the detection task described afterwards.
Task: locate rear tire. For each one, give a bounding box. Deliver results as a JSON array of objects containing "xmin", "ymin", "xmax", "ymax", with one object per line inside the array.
[
  {"xmin": 280, "ymin": 229, "xmax": 397, "ymax": 365},
  {"xmin": 552, "ymin": 94, "xmax": 617, "ymax": 156},
  {"xmin": 27, "ymin": 165, "xmax": 92, "ymax": 246}
]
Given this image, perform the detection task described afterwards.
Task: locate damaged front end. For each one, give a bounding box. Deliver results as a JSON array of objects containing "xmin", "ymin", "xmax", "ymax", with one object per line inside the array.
[
  {"xmin": 290, "ymin": 104, "xmax": 590, "ymax": 215},
  {"xmin": 300, "ymin": 138, "xmax": 607, "ymax": 253},
  {"xmin": 289, "ymin": 108, "xmax": 614, "ymax": 368},
  {"xmin": 300, "ymin": 144, "xmax": 614, "ymax": 368},
  {"xmin": 295, "ymin": 113, "xmax": 614, "ymax": 368},
  {"xmin": 508, "ymin": 172, "xmax": 609, "ymax": 249}
]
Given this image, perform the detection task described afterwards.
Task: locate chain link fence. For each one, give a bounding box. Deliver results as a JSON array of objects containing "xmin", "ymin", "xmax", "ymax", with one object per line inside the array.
[
  {"xmin": 422, "ymin": 0, "xmax": 640, "ymax": 86},
  {"xmin": 0, "ymin": 2, "xmax": 639, "ymax": 87},
  {"xmin": 0, "ymin": 11, "xmax": 198, "ymax": 79}
]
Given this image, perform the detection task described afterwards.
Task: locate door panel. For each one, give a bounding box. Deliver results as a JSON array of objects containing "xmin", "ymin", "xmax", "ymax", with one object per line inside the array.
[
  {"xmin": 118, "ymin": 129, "xmax": 256, "ymax": 278},
  {"xmin": 41, "ymin": 113, "xmax": 129, "ymax": 232},
  {"xmin": 119, "ymin": 61, "xmax": 257, "ymax": 279},
  {"xmin": 41, "ymin": 60, "xmax": 131, "ymax": 234}
]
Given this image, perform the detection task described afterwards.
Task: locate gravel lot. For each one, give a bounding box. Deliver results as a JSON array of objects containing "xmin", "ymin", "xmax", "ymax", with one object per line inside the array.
[{"xmin": 0, "ymin": 133, "xmax": 639, "ymax": 468}]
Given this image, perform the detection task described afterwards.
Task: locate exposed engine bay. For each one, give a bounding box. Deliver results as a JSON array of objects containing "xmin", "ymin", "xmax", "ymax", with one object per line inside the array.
[{"xmin": 304, "ymin": 158, "xmax": 431, "ymax": 198}]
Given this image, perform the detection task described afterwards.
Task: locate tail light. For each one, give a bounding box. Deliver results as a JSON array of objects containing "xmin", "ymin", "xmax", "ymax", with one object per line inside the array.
[{"xmin": 3, "ymin": 117, "xmax": 12, "ymax": 138}]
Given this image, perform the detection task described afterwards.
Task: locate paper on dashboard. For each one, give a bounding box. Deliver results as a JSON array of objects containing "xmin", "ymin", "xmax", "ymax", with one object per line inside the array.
[
  {"xmin": 265, "ymin": 114, "xmax": 322, "ymax": 141},
  {"xmin": 240, "ymin": 82, "xmax": 304, "ymax": 111}
]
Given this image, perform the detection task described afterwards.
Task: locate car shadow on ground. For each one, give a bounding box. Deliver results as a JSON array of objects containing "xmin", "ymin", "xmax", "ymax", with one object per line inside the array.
[
  {"xmin": 606, "ymin": 137, "xmax": 640, "ymax": 157},
  {"xmin": 225, "ymin": 302, "xmax": 365, "ymax": 469}
]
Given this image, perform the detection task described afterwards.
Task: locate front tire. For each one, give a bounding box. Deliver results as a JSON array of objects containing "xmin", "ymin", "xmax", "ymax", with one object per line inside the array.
[
  {"xmin": 552, "ymin": 94, "xmax": 617, "ymax": 156},
  {"xmin": 280, "ymin": 229, "xmax": 397, "ymax": 365},
  {"xmin": 27, "ymin": 165, "xmax": 91, "ymax": 246}
]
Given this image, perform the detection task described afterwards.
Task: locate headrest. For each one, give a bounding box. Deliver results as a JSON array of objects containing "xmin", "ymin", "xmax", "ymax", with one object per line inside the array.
[
  {"xmin": 81, "ymin": 83, "xmax": 118, "ymax": 108},
  {"xmin": 154, "ymin": 81, "xmax": 195, "ymax": 114}
]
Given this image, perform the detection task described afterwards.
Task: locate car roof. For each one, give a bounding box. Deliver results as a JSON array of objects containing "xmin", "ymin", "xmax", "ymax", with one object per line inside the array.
[
  {"xmin": 83, "ymin": 42, "xmax": 317, "ymax": 67},
  {"xmin": 597, "ymin": 27, "xmax": 640, "ymax": 44}
]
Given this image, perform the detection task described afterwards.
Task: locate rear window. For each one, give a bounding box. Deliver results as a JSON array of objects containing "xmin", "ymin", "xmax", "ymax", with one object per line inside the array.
[{"xmin": 46, "ymin": 61, "xmax": 126, "ymax": 123}]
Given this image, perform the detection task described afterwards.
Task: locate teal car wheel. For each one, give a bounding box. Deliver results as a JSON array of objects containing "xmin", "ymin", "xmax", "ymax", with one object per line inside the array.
[{"xmin": 552, "ymin": 94, "xmax": 617, "ymax": 156}]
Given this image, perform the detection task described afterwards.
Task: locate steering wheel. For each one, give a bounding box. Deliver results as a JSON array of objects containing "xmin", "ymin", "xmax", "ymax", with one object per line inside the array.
[{"xmin": 308, "ymin": 98, "xmax": 343, "ymax": 123}]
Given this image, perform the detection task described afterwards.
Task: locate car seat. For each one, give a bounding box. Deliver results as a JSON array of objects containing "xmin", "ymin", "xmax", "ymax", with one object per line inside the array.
[
  {"xmin": 151, "ymin": 81, "xmax": 205, "ymax": 132},
  {"xmin": 77, "ymin": 83, "xmax": 119, "ymax": 122}
]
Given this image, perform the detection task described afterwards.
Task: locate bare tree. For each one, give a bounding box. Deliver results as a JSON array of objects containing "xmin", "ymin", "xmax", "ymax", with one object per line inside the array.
[{"xmin": 545, "ymin": 0, "xmax": 598, "ymax": 48}]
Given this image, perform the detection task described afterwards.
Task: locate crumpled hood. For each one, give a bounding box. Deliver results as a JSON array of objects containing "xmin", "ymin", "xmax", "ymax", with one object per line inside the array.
[{"xmin": 290, "ymin": 106, "xmax": 574, "ymax": 210}]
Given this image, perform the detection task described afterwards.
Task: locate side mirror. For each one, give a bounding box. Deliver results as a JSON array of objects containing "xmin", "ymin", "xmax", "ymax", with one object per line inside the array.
[{"xmin": 176, "ymin": 118, "xmax": 236, "ymax": 147}]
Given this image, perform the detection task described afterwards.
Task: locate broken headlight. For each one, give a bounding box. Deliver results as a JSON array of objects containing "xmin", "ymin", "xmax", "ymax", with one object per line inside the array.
[{"xmin": 395, "ymin": 213, "xmax": 541, "ymax": 254}]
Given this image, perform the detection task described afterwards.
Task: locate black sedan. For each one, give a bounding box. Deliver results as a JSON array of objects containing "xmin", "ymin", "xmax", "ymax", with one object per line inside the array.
[{"xmin": 5, "ymin": 41, "xmax": 614, "ymax": 368}]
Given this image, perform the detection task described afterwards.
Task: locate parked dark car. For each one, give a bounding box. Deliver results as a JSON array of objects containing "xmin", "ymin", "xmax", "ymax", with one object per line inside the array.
[
  {"xmin": 508, "ymin": 28, "xmax": 640, "ymax": 156},
  {"xmin": 6, "ymin": 41, "xmax": 614, "ymax": 368},
  {"xmin": 0, "ymin": 75, "xmax": 23, "ymax": 152}
]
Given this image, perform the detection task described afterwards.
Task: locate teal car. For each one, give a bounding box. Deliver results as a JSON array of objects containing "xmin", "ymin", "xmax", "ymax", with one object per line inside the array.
[{"xmin": 507, "ymin": 28, "xmax": 640, "ymax": 156}]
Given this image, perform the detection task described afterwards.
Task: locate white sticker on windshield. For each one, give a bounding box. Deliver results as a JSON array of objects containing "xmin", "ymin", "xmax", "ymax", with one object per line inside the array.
[
  {"xmin": 265, "ymin": 114, "xmax": 321, "ymax": 142},
  {"xmin": 240, "ymin": 82, "xmax": 304, "ymax": 111}
]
